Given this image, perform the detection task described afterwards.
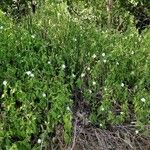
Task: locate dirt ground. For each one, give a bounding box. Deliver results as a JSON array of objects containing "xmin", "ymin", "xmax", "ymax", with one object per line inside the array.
[
  {"xmin": 52, "ymin": 114, "xmax": 150, "ymax": 150},
  {"xmin": 50, "ymin": 88, "xmax": 150, "ymax": 150}
]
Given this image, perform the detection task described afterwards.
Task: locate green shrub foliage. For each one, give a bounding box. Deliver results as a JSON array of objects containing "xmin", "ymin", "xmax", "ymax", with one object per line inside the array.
[{"xmin": 0, "ymin": 0, "xmax": 150, "ymax": 149}]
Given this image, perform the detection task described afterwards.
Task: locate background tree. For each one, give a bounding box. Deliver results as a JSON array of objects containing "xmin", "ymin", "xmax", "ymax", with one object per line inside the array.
[
  {"xmin": 119, "ymin": 0, "xmax": 150, "ymax": 34},
  {"xmin": 0, "ymin": 0, "xmax": 38, "ymax": 19}
]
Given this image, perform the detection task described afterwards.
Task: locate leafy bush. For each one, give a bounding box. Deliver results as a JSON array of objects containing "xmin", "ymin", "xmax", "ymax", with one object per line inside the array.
[{"xmin": 0, "ymin": 1, "xmax": 150, "ymax": 149}]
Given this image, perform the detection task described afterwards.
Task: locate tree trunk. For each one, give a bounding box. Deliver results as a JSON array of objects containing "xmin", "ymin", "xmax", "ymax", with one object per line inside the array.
[{"xmin": 106, "ymin": 0, "xmax": 113, "ymax": 28}]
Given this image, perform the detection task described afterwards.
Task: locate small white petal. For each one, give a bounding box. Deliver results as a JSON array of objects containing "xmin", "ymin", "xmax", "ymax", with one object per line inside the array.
[
  {"xmin": 0, "ymin": 26, "xmax": 4, "ymax": 30},
  {"xmin": 48, "ymin": 61, "xmax": 51, "ymax": 64},
  {"xmin": 67, "ymin": 106, "xmax": 70, "ymax": 111},
  {"xmin": 141, "ymin": 98, "xmax": 146, "ymax": 102},
  {"xmin": 92, "ymin": 81, "xmax": 96, "ymax": 86},
  {"xmin": 31, "ymin": 35, "xmax": 35, "ymax": 38},
  {"xmin": 103, "ymin": 59, "xmax": 107, "ymax": 63},
  {"xmin": 120, "ymin": 112, "xmax": 124, "ymax": 115},
  {"xmin": 100, "ymin": 123, "xmax": 103, "ymax": 127},
  {"xmin": 3, "ymin": 80, "xmax": 7, "ymax": 86},
  {"xmin": 131, "ymin": 51, "xmax": 134, "ymax": 55},
  {"xmin": 87, "ymin": 67, "xmax": 90, "ymax": 71},
  {"xmin": 61, "ymin": 64, "xmax": 66, "ymax": 69},
  {"xmin": 73, "ymin": 38, "xmax": 77, "ymax": 42},
  {"xmin": 30, "ymin": 73, "xmax": 34, "ymax": 77},
  {"xmin": 135, "ymin": 130, "xmax": 139, "ymax": 134},
  {"xmin": 89, "ymin": 90, "xmax": 92, "ymax": 94},
  {"xmin": 37, "ymin": 139, "xmax": 42, "ymax": 144},
  {"xmin": 104, "ymin": 88, "xmax": 107, "ymax": 91},
  {"xmin": 42, "ymin": 93, "xmax": 46, "ymax": 97},
  {"xmin": 92, "ymin": 54, "xmax": 96, "ymax": 59},
  {"xmin": 26, "ymin": 71, "xmax": 32, "ymax": 75},
  {"xmin": 116, "ymin": 62, "xmax": 119, "ymax": 65},
  {"xmin": 81, "ymin": 73, "xmax": 85, "ymax": 78},
  {"xmin": 72, "ymin": 74, "xmax": 75, "ymax": 78},
  {"xmin": 121, "ymin": 83, "xmax": 124, "ymax": 87},
  {"xmin": 102, "ymin": 53, "xmax": 105, "ymax": 57},
  {"xmin": 101, "ymin": 107, "xmax": 105, "ymax": 111},
  {"xmin": 1, "ymin": 94, "xmax": 5, "ymax": 98},
  {"xmin": 131, "ymin": 71, "xmax": 134, "ymax": 75}
]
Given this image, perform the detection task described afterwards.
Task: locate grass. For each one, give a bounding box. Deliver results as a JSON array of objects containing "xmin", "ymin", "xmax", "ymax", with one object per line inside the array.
[{"xmin": 0, "ymin": 1, "xmax": 150, "ymax": 149}]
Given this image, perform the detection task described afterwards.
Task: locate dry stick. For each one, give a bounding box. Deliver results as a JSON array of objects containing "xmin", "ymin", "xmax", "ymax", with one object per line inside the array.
[
  {"xmin": 95, "ymin": 129, "xmax": 106, "ymax": 149},
  {"xmin": 135, "ymin": 138, "xmax": 143, "ymax": 150},
  {"xmin": 71, "ymin": 119, "xmax": 77, "ymax": 150},
  {"xmin": 116, "ymin": 131, "xmax": 134, "ymax": 149}
]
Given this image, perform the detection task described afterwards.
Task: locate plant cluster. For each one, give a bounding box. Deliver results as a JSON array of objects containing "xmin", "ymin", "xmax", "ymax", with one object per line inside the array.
[{"xmin": 0, "ymin": 1, "xmax": 150, "ymax": 149}]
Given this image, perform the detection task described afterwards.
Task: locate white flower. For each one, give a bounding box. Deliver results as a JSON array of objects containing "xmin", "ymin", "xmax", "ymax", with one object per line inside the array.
[
  {"xmin": 89, "ymin": 90, "xmax": 92, "ymax": 94},
  {"xmin": 67, "ymin": 106, "xmax": 70, "ymax": 111},
  {"xmin": 135, "ymin": 130, "xmax": 139, "ymax": 134},
  {"xmin": 26, "ymin": 71, "xmax": 34, "ymax": 77},
  {"xmin": 92, "ymin": 54, "xmax": 96, "ymax": 59},
  {"xmin": 3, "ymin": 80, "xmax": 7, "ymax": 86},
  {"xmin": 81, "ymin": 73, "xmax": 85, "ymax": 78},
  {"xmin": 0, "ymin": 26, "xmax": 3, "ymax": 30},
  {"xmin": 31, "ymin": 35, "xmax": 35, "ymax": 38},
  {"xmin": 42, "ymin": 93, "xmax": 46, "ymax": 97},
  {"xmin": 103, "ymin": 59, "xmax": 107, "ymax": 63},
  {"xmin": 26, "ymin": 71, "xmax": 32, "ymax": 76},
  {"xmin": 87, "ymin": 67, "xmax": 90, "ymax": 71},
  {"xmin": 100, "ymin": 123, "xmax": 103, "ymax": 127},
  {"xmin": 121, "ymin": 83, "xmax": 124, "ymax": 87},
  {"xmin": 73, "ymin": 38, "xmax": 77, "ymax": 42},
  {"xmin": 30, "ymin": 73, "xmax": 34, "ymax": 77},
  {"xmin": 37, "ymin": 139, "xmax": 42, "ymax": 144},
  {"xmin": 131, "ymin": 51, "xmax": 134, "ymax": 55},
  {"xmin": 116, "ymin": 62, "xmax": 119, "ymax": 65},
  {"xmin": 72, "ymin": 74, "xmax": 75, "ymax": 78},
  {"xmin": 48, "ymin": 61, "xmax": 51, "ymax": 64},
  {"xmin": 92, "ymin": 81, "xmax": 96, "ymax": 86},
  {"xmin": 101, "ymin": 107, "xmax": 105, "ymax": 111},
  {"xmin": 102, "ymin": 53, "xmax": 105, "ymax": 57},
  {"xmin": 1, "ymin": 94, "xmax": 5, "ymax": 98},
  {"xmin": 61, "ymin": 64, "xmax": 66, "ymax": 69},
  {"xmin": 120, "ymin": 112, "xmax": 124, "ymax": 115},
  {"xmin": 141, "ymin": 98, "xmax": 146, "ymax": 102}
]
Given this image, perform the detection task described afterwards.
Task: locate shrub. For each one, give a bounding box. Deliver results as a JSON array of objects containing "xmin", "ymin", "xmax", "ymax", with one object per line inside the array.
[{"xmin": 0, "ymin": 1, "xmax": 150, "ymax": 149}]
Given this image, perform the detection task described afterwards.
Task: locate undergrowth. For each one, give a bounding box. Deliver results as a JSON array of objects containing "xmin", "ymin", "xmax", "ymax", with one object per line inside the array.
[{"xmin": 0, "ymin": 1, "xmax": 150, "ymax": 149}]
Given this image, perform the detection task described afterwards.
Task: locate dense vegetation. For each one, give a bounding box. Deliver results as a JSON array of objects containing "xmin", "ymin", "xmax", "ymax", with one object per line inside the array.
[{"xmin": 0, "ymin": 0, "xmax": 150, "ymax": 149}]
